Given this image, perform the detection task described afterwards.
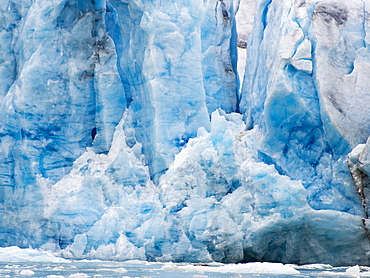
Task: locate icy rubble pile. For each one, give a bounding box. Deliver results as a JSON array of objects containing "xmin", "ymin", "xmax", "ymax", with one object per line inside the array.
[{"xmin": 0, "ymin": 0, "xmax": 369, "ymax": 266}]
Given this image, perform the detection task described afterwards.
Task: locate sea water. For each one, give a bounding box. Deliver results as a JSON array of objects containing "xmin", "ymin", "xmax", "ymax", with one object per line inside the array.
[{"xmin": 0, "ymin": 261, "xmax": 369, "ymax": 278}]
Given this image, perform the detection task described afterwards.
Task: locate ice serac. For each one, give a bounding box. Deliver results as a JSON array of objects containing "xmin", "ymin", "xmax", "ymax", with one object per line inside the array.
[
  {"xmin": 0, "ymin": 0, "xmax": 126, "ymax": 246},
  {"xmin": 115, "ymin": 0, "xmax": 211, "ymax": 182},
  {"xmin": 109, "ymin": 0, "xmax": 239, "ymax": 182},
  {"xmin": 348, "ymin": 138, "xmax": 370, "ymax": 232},
  {"xmin": 202, "ymin": 0, "xmax": 238, "ymax": 113},
  {"xmin": 235, "ymin": 0, "xmax": 256, "ymax": 86},
  {"xmin": 313, "ymin": 1, "xmax": 370, "ymax": 151},
  {"xmin": 0, "ymin": 0, "xmax": 370, "ymax": 267},
  {"xmin": 237, "ymin": 0, "xmax": 370, "ymax": 263},
  {"xmin": 239, "ymin": 0, "xmax": 370, "ymax": 214}
]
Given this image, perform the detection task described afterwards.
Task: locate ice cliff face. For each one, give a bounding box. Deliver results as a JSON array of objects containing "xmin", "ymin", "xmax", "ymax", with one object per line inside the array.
[{"xmin": 0, "ymin": 0, "xmax": 370, "ymax": 266}]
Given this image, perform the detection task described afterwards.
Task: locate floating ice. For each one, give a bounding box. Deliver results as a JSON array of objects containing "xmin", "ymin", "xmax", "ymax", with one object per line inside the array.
[
  {"xmin": 0, "ymin": 247, "xmax": 69, "ymax": 263},
  {"xmin": 68, "ymin": 274, "xmax": 88, "ymax": 278},
  {"xmin": 162, "ymin": 262, "xmax": 300, "ymax": 274},
  {"xmin": 20, "ymin": 269, "xmax": 35, "ymax": 276},
  {"xmin": 346, "ymin": 265, "xmax": 361, "ymax": 275}
]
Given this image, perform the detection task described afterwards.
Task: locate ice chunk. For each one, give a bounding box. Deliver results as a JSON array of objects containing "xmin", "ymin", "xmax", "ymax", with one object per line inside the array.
[
  {"xmin": 69, "ymin": 274, "xmax": 88, "ymax": 278},
  {"xmin": 162, "ymin": 262, "xmax": 300, "ymax": 274},
  {"xmin": 0, "ymin": 247, "xmax": 69, "ymax": 263},
  {"xmin": 346, "ymin": 265, "xmax": 360, "ymax": 275},
  {"xmin": 20, "ymin": 270, "xmax": 35, "ymax": 276}
]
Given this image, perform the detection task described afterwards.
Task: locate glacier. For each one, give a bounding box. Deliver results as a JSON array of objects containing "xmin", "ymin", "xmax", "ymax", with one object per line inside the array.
[{"xmin": 0, "ymin": 0, "xmax": 370, "ymax": 267}]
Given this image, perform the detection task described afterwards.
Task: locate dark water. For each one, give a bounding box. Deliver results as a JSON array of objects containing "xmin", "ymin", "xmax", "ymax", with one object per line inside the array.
[{"xmin": 0, "ymin": 261, "xmax": 368, "ymax": 278}]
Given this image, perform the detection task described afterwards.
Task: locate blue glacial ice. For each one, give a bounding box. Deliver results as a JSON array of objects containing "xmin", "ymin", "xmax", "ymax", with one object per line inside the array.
[{"xmin": 0, "ymin": 0, "xmax": 370, "ymax": 267}]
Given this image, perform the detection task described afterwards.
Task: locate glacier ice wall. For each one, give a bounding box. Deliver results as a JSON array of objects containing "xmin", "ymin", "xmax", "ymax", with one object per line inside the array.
[{"xmin": 0, "ymin": 0, "xmax": 370, "ymax": 266}]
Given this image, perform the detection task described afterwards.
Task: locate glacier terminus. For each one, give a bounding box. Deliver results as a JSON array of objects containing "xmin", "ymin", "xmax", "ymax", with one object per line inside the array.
[{"xmin": 0, "ymin": 0, "xmax": 370, "ymax": 267}]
